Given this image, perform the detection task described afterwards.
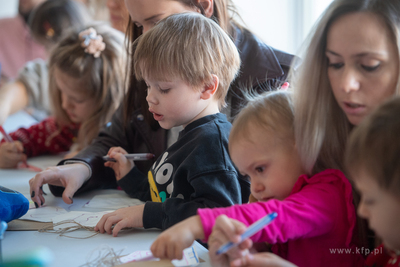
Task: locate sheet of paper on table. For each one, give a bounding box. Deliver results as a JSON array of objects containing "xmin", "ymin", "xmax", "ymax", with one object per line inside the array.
[
  {"xmin": 51, "ymin": 210, "xmax": 114, "ymax": 229},
  {"xmin": 19, "ymin": 206, "xmax": 68, "ymax": 222},
  {"xmin": 83, "ymin": 193, "xmax": 145, "ymax": 209},
  {"xmin": 119, "ymin": 246, "xmax": 200, "ymax": 267},
  {"xmin": 18, "ymin": 207, "xmax": 113, "ymax": 230}
]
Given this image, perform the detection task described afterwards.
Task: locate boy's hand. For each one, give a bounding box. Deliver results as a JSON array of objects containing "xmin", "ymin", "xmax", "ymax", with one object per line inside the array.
[
  {"xmin": 230, "ymin": 252, "xmax": 297, "ymax": 267},
  {"xmin": 151, "ymin": 215, "xmax": 205, "ymax": 260},
  {"xmin": 94, "ymin": 204, "xmax": 144, "ymax": 236},
  {"xmin": 0, "ymin": 141, "xmax": 27, "ymax": 168},
  {"xmin": 208, "ymin": 215, "xmax": 253, "ymax": 267},
  {"xmin": 104, "ymin": 147, "xmax": 134, "ymax": 181}
]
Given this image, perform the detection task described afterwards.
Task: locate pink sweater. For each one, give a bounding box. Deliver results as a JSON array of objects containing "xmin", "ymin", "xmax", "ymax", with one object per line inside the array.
[{"xmin": 198, "ymin": 169, "xmax": 365, "ymax": 267}]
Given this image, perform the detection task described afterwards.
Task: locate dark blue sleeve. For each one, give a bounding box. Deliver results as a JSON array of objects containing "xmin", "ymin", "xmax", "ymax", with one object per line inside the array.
[{"xmin": 117, "ymin": 166, "xmax": 151, "ymax": 201}]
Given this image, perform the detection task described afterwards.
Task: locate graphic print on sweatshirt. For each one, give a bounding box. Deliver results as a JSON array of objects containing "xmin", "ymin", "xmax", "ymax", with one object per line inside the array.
[{"xmin": 148, "ymin": 152, "xmax": 175, "ymax": 203}]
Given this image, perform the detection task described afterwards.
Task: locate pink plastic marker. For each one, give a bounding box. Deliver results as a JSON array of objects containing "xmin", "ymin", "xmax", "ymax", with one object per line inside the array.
[{"xmin": 0, "ymin": 125, "xmax": 42, "ymax": 172}]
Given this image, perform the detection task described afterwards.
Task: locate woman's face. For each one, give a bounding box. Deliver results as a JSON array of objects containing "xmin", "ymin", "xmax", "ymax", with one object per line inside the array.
[
  {"xmin": 124, "ymin": 0, "xmax": 198, "ymax": 33},
  {"xmin": 326, "ymin": 12, "xmax": 399, "ymax": 126},
  {"xmin": 107, "ymin": 0, "xmax": 130, "ymax": 32}
]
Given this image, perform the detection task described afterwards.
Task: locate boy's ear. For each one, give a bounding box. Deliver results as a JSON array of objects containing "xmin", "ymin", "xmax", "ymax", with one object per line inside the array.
[
  {"xmin": 196, "ymin": 0, "xmax": 214, "ymax": 18},
  {"xmin": 200, "ymin": 75, "xmax": 219, "ymax": 100}
]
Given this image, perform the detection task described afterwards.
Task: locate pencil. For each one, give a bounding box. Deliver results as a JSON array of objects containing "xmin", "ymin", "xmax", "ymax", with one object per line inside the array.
[
  {"xmin": 0, "ymin": 125, "xmax": 13, "ymax": 143},
  {"xmin": 216, "ymin": 212, "xmax": 278, "ymax": 255},
  {"xmin": 102, "ymin": 153, "xmax": 155, "ymax": 162}
]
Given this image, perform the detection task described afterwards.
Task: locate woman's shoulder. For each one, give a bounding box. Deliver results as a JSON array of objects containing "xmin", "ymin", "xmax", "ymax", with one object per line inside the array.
[{"xmin": 233, "ymin": 25, "xmax": 294, "ymax": 83}]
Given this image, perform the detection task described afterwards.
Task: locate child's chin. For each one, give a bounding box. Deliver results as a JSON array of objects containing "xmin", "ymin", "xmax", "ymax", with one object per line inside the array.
[{"xmin": 69, "ymin": 117, "xmax": 82, "ymax": 124}]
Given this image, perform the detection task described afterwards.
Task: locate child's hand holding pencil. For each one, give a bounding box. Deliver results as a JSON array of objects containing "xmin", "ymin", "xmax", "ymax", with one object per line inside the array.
[
  {"xmin": 0, "ymin": 125, "xmax": 27, "ymax": 169},
  {"xmin": 0, "ymin": 125, "xmax": 42, "ymax": 171},
  {"xmin": 103, "ymin": 147, "xmax": 153, "ymax": 181}
]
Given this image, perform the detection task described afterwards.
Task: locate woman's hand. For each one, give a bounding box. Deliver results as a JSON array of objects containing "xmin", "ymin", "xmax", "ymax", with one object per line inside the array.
[
  {"xmin": 104, "ymin": 146, "xmax": 134, "ymax": 181},
  {"xmin": 29, "ymin": 163, "xmax": 91, "ymax": 207},
  {"xmin": 151, "ymin": 215, "xmax": 205, "ymax": 260},
  {"xmin": 94, "ymin": 204, "xmax": 145, "ymax": 236},
  {"xmin": 0, "ymin": 141, "xmax": 26, "ymax": 168}
]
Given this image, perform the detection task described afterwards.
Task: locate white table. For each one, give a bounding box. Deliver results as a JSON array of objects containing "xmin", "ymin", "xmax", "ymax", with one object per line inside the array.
[{"xmin": 1, "ymin": 155, "xmax": 209, "ymax": 266}]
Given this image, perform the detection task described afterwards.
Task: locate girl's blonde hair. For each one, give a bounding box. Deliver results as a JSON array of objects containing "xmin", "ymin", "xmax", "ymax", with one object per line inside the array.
[
  {"xmin": 291, "ymin": 0, "xmax": 400, "ymax": 175},
  {"xmin": 229, "ymin": 90, "xmax": 294, "ymax": 151},
  {"xmin": 134, "ymin": 13, "xmax": 240, "ymax": 109},
  {"xmin": 49, "ymin": 23, "xmax": 126, "ymax": 150}
]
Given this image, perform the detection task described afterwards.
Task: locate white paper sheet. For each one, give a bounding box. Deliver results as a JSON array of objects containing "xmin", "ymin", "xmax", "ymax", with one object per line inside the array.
[
  {"xmin": 119, "ymin": 246, "xmax": 200, "ymax": 266},
  {"xmin": 83, "ymin": 193, "xmax": 144, "ymax": 209},
  {"xmin": 19, "ymin": 206, "xmax": 67, "ymax": 222},
  {"xmin": 51, "ymin": 210, "xmax": 114, "ymax": 230}
]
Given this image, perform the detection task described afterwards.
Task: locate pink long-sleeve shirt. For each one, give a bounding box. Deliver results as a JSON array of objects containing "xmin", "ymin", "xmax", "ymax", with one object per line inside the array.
[{"xmin": 198, "ymin": 169, "xmax": 365, "ymax": 267}]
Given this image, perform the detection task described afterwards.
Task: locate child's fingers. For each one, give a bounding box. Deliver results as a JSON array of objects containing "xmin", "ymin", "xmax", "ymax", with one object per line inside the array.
[
  {"xmin": 95, "ymin": 212, "xmax": 113, "ymax": 233},
  {"xmin": 107, "ymin": 147, "xmax": 116, "ymax": 155},
  {"xmin": 230, "ymin": 253, "xmax": 254, "ymax": 267},
  {"xmin": 6, "ymin": 150, "xmax": 26, "ymax": 162},
  {"xmin": 213, "ymin": 215, "xmax": 246, "ymax": 243},
  {"xmin": 107, "ymin": 146, "xmax": 127, "ymax": 156},
  {"xmin": 231, "ymin": 252, "xmax": 295, "ymax": 267},
  {"xmin": 166, "ymin": 243, "xmax": 175, "ymax": 260},
  {"xmin": 237, "ymin": 239, "xmax": 253, "ymax": 251},
  {"xmin": 111, "ymin": 218, "xmax": 129, "ymax": 237},
  {"xmin": 104, "ymin": 161, "xmax": 114, "ymax": 168},
  {"xmin": 1, "ymin": 141, "xmax": 22, "ymax": 153},
  {"xmin": 13, "ymin": 141, "xmax": 25, "ymax": 153},
  {"xmin": 154, "ymin": 241, "xmax": 168, "ymax": 259},
  {"xmin": 0, "ymin": 149, "xmax": 26, "ymax": 168}
]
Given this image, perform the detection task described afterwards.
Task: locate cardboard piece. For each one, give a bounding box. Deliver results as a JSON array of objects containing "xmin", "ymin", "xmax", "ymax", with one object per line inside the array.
[{"xmin": 7, "ymin": 219, "xmax": 53, "ymax": 231}]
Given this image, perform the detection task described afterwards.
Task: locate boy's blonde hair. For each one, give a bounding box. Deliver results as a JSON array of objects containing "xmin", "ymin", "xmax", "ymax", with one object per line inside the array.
[
  {"xmin": 290, "ymin": 0, "xmax": 400, "ymax": 175},
  {"xmin": 229, "ymin": 90, "xmax": 294, "ymax": 150},
  {"xmin": 49, "ymin": 23, "xmax": 126, "ymax": 150},
  {"xmin": 133, "ymin": 12, "xmax": 241, "ymax": 109},
  {"xmin": 345, "ymin": 96, "xmax": 400, "ymax": 196}
]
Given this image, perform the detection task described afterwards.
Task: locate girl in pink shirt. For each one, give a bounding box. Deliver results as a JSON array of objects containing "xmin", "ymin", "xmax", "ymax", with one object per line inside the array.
[{"xmin": 150, "ymin": 91, "xmax": 364, "ymax": 267}]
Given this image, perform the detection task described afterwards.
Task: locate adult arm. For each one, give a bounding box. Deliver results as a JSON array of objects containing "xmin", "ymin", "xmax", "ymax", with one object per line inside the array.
[
  {"xmin": 49, "ymin": 105, "xmax": 131, "ymax": 196},
  {"xmin": 48, "ymin": 105, "xmax": 166, "ymax": 197}
]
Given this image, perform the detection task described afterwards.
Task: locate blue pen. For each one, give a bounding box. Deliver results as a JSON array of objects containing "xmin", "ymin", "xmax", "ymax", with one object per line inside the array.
[{"xmin": 216, "ymin": 212, "xmax": 278, "ymax": 255}]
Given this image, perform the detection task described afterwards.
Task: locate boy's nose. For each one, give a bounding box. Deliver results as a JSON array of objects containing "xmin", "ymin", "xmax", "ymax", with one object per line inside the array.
[{"xmin": 146, "ymin": 88, "xmax": 158, "ymax": 105}]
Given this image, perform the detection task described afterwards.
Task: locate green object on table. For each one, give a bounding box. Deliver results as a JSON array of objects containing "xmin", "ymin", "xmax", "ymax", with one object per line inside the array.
[{"xmin": 1, "ymin": 247, "xmax": 54, "ymax": 267}]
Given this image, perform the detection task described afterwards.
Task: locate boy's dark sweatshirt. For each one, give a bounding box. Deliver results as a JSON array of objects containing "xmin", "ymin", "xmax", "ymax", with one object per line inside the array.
[{"xmin": 117, "ymin": 113, "xmax": 250, "ymax": 230}]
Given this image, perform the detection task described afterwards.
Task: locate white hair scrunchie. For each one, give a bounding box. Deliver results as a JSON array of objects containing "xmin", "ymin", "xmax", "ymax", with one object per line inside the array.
[{"xmin": 79, "ymin": 27, "xmax": 106, "ymax": 58}]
